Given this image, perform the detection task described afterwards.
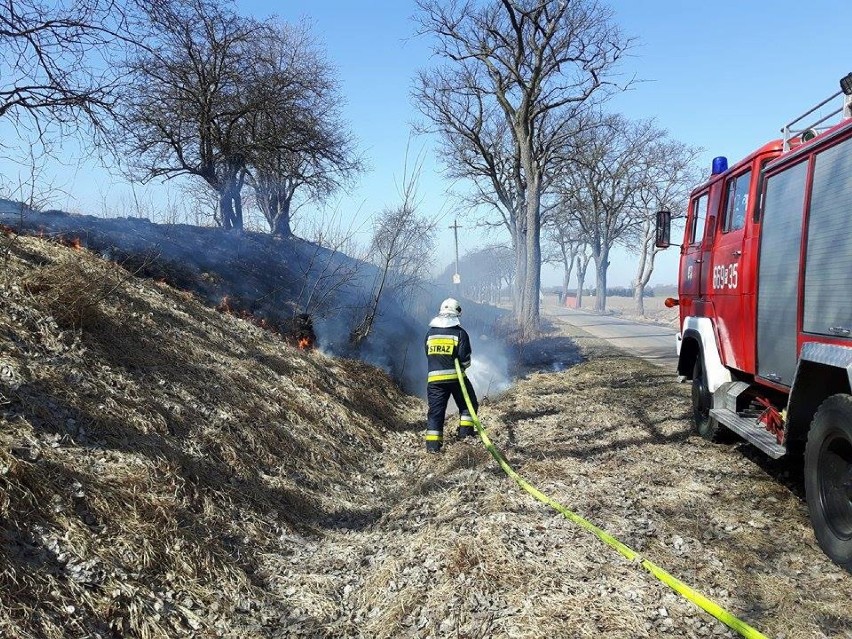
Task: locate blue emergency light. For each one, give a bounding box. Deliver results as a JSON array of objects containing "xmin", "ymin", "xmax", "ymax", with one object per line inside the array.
[{"xmin": 711, "ymin": 156, "xmax": 728, "ymax": 175}]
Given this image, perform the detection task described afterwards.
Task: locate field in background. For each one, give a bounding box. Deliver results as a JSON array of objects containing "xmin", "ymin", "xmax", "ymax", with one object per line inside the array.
[{"xmin": 542, "ymin": 293, "xmax": 679, "ymax": 327}]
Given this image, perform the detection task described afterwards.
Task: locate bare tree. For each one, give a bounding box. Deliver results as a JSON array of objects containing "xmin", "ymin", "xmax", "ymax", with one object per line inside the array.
[
  {"xmin": 414, "ymin": 0, "xmax": 632, "ymax": 334},
  {"xmin": 294, "ymin": 205, "xmax": 368, "ymax": 319},
  {"xmin": 350, "ymin": 206, "xmax": 436, "ymax": 345},
  {"xmin": 0, "ymin": 0, "xmax": 153, "ymax": 136},
  {"xmin": 574, "ymin": 244, "xmax": 592, "ymax": 309},
  {"xmin": 627, "ymin": 136, "xmax": 702, "ymax": 315},
  {"xmin": 246, "ymin": 21, "xmax": 363, "ymax": 238},
  {"xmin": 562, "ymin": 113, "xmax": 651, "ymax": 312},
  {"xmin": 544, "ymin": 207, "xmax": 587, "ymax": 302},
  {"xmin": 351, "ymin": 162, "xmax": 436, "ymax": 346},
  {"xmin": 118, "ymin": 0, "xmax": 272, "ymax": 230}
]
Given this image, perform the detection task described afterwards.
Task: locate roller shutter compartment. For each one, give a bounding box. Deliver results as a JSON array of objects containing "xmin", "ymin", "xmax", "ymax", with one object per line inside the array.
[
  {"xmin": 804, "ymin": 138, "xmax": 852, "ymax": 339},
  {"xmin": 757, "ymin": 161, "xmax": 807, "ymax": 385}
]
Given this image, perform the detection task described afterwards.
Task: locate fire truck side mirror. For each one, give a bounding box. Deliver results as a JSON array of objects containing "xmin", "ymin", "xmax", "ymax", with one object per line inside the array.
[{"xmin": 655, "ymin": 210, "xmax": 671, "ymax": 248}]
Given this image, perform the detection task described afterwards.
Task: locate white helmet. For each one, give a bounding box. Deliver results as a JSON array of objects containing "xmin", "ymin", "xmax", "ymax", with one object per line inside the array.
[{"xmin": 439, "ymin": 297, "xmax": 462, "ymax": 317}]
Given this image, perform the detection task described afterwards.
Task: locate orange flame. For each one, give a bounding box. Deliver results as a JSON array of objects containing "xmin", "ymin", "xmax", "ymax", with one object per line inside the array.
[
  {"xmin": 298, "ymin": 337, "xmax": 313, "ymax": 350},
  {"xmin": 56, "ymin": 234, "xmax": 83, "ymax": 250}
]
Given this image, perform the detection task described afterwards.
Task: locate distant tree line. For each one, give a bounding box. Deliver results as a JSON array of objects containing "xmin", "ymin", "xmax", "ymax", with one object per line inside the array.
[{"xmin": 436, "ymin": 244, "xmax": 515, "ymax": 305}]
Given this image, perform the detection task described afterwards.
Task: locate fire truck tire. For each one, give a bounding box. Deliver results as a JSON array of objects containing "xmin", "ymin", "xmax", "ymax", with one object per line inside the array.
[
  {"xmin": 805, "ymin": 394, "xmax": 852, "ymax": 571},
  {"xmin": 692, "ymin": 357, "xmax": 723, "ymax": 441}
]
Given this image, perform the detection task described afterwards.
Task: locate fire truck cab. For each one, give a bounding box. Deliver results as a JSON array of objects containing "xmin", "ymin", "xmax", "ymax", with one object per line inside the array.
[{"xmin": 657, "ymin": 75, "xmax": 852, "ymax": 572}]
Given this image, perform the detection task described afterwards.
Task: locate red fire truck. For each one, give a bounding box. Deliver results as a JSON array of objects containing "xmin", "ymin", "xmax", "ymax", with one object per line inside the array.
[{"xmin": 656, "ymin": 75, "xmax": 852, "ymax": 571}]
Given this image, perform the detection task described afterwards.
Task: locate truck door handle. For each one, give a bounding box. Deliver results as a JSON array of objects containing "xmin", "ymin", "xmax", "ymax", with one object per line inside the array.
[
  {"xmin": 732, "ymin": 250, "xmax": 742, "ymax": 257},
  {"xmin": 694, "ymin": 258, "xmax": 703, "ymax": 263}
]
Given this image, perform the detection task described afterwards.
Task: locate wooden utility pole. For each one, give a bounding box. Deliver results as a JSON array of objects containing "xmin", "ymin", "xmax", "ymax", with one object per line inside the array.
[{"xmin": 449, "ymin": 218, "xmax": 461, "ymax": 288}]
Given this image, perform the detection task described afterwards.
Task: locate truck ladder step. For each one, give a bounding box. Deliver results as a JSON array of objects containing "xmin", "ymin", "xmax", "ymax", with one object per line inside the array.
[{"xmin": 709, "ymin": 408, "xmax": 787, "ymax": 459}]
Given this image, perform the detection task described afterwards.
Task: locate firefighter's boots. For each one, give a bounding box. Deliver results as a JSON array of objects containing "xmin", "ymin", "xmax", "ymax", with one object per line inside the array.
[{"xmin": 457, "ymin": 410, "xmax": 475, "ymax": 439}]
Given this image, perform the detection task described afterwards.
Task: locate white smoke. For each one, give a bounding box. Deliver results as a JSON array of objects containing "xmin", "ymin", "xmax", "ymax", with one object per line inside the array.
[{"xmin": 467, "ymin": 348, "xmax": 510, "ymax": 397}]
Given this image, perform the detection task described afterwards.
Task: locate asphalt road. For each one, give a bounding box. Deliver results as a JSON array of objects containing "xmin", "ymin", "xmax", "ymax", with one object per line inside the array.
[{"xmin": 547, "ymin": 306, "xmax": 680, "ymax": 370}]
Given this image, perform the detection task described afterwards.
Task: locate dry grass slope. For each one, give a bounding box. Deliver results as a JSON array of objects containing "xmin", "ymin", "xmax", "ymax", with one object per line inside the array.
[
  {"xmin": 0, "ymin": 235, "xmax": 421, "ymax": 638},
  {"xmin": 1, "ymin": 233, "xmax": 850, "ymax": 639}
]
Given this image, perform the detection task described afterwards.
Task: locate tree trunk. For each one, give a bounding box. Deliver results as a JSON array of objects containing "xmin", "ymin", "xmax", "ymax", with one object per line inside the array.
[
  {"xmin": 259, "ymin": 185, "xmax": 293, "ymax": 237},
  {"xmin": 233, "ymin": 187, "xmax": 243, "ymax": 230},
  {"xmin": 512, "ymin": 226, "xmax": 527, "ymax": 318},
  {"xmin": 632, "ymin": 219, "xmax": 658, "ymax": 317},
  {"xmin": 219, "ymin": 190, "xmax": 235, "ymax": 230},
  {"xmin": 593, "ymin": 246, "xmax": 609, "ymax": 312},
  {"xmin": 522, "ymin": 199, "xmax": 541, "ymax": 334},
  {"xmin": 560, "ymin": 243, "xmax": 576, "ymax": 302},
  {"xmin": 218, "ymin": 178, "xmax": 243, "ymax": 231},
  {"xmin": 271, "ymin": 197, "xmax": 292, "ymax": 237},
  {"xmin": 633, "ymin": 283, "xmax": 645, "ymax": 316},
  {"xmin": 576, "ymin": 255, "xmax": 588, "ymax": 309}
]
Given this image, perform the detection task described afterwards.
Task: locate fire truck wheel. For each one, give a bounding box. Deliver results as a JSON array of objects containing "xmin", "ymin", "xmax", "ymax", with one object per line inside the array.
[
  {"xmin": 692, "ymin": 357, "xmax": 722, "ymax": 441},
  {"xmin": 805, "ymin": 394, "xmax": 852, "ymax": 571}
]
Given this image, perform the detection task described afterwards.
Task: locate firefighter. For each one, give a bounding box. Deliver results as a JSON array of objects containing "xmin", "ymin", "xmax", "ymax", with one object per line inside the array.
[{"xmin": 424, "ymin": 297, "xmax": 479, "ymax": 453}]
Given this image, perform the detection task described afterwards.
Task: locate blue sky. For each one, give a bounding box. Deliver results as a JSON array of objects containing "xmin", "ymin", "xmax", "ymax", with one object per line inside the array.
[
  {"xmin": 263, "ymin": 0, "xmax": 852, "ymax": 287},
  {"xmin": 3, "ymin": 1, "xmax": 852, "ymax": 288}
]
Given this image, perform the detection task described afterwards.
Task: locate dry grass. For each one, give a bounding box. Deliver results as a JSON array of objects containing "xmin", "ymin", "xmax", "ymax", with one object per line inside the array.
[
  {"xmin": 0, "ymin": 236, "xmax": 421, "ymax": 638},
  {"xmin": 1, "ymin": 235, "xmax": 850, "ymax": 639},
  {"xmin": 292, "ymin": 321, "xmax": 851, "ymax": 638}
]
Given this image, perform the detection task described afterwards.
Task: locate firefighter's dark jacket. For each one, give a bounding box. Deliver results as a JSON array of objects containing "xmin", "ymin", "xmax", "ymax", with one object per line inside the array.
[{"xmin": 425, "ymin": 318, "xmax": 471, "ymax": 384}]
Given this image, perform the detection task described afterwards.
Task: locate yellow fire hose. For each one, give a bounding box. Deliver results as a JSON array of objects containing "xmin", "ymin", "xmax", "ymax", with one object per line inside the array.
[{"xmin": 453, "ymin": 360, "xmax": 768, "ymax": 639}]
